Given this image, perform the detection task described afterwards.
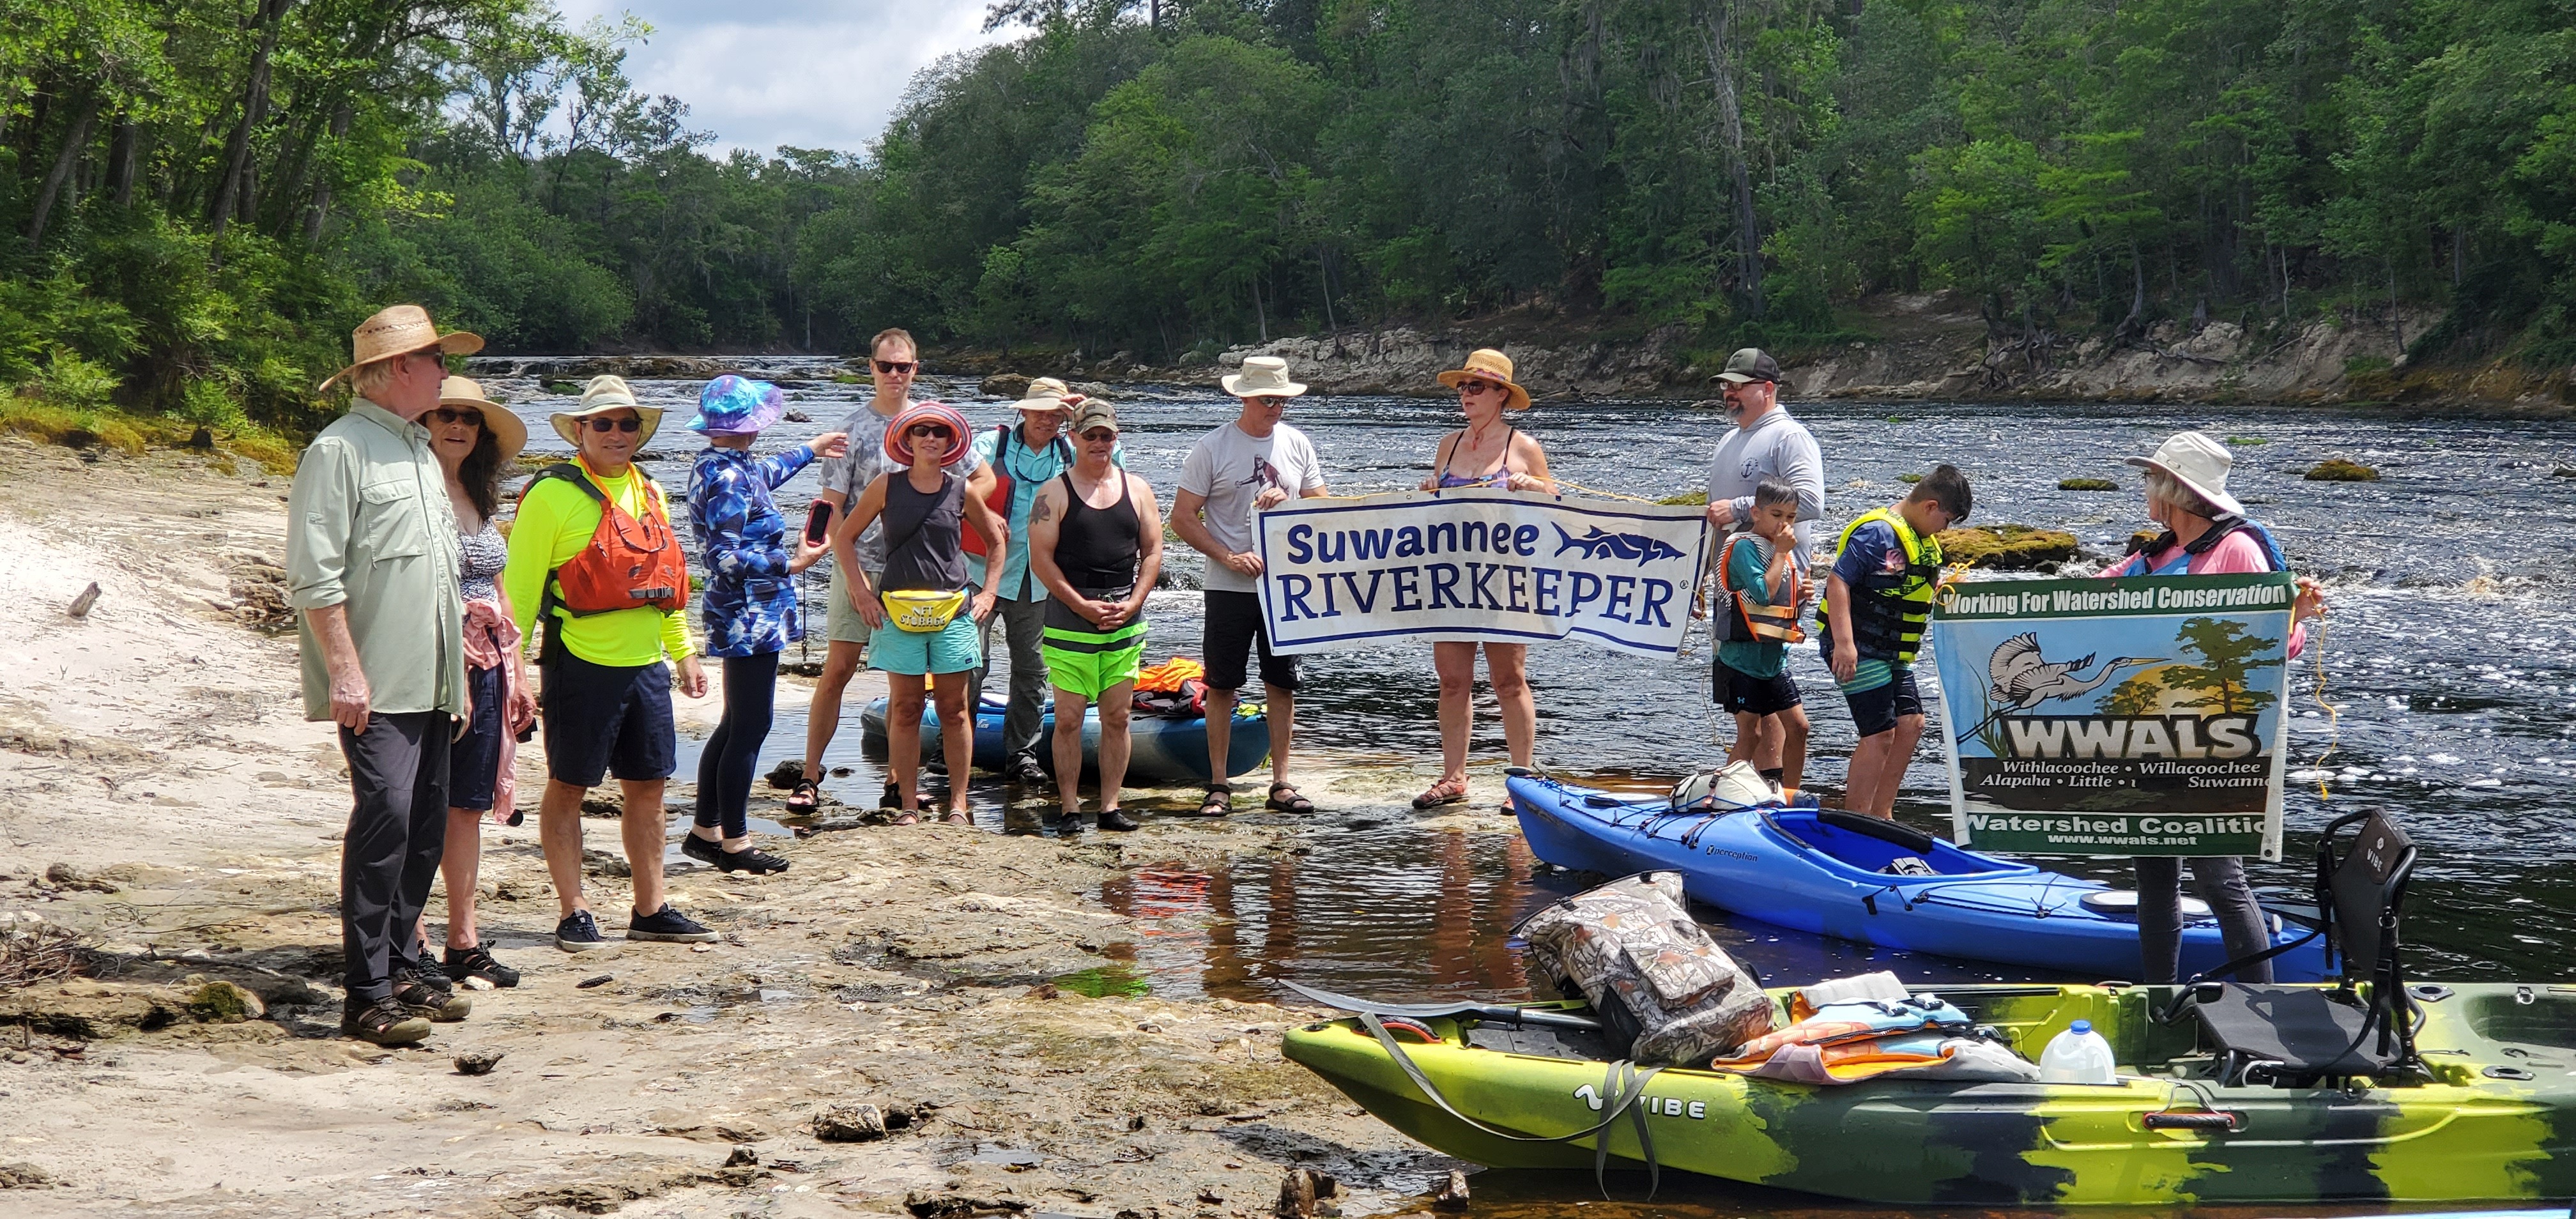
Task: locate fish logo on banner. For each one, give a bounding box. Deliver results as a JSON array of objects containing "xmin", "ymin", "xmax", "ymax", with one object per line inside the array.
[
  {"xmin": 1929, "ymin": 572, "xmax": 2299, "ymax": 860},
  {"xmin": 1255, "ymin": 489, "xmax": 1708, "ymax": 659}
]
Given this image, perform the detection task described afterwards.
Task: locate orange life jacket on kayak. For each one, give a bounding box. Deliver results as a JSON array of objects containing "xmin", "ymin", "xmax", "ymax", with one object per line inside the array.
[{"xmin": 530, "ymin": 461, "xmax": 688, "ymax": 616}]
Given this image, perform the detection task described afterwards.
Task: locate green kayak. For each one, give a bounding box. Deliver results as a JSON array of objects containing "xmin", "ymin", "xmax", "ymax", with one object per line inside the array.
[{"xmin": 1283, "ymin": 981, "xmax": 2576, "ymax": 1205}]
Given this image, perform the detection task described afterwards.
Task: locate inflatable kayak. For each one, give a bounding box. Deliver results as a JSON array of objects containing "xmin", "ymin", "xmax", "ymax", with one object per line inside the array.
[
  {"xmin": 1506, "ymin": 773, "xmax": 2331, "ymax": 981},
  {"xmin": 859, "ymin": 696, "xmax": 1269, "ymax": 785},
  {"xmin": 1285, "ymin": 981, "xmax": 2576, "ymax": 1204}
]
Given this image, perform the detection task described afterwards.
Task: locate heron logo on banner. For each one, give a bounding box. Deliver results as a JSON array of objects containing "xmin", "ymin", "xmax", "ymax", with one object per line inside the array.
[{"xmin": 1254, "ymin": 489, "xmax": 1708, "ymax": 659}]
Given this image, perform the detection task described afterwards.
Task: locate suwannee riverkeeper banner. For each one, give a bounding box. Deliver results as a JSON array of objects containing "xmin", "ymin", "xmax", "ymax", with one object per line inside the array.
[
  {"xmin": 1255, "ymin": 489, "xmax": 1708, "ymax": 658},
  {"xmin": 1928, "ymin": 571, "xmax": 2297, "ymax": 860}
]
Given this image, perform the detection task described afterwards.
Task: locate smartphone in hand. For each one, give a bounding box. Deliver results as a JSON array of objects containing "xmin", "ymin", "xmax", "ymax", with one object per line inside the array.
[{"xmin": 803, "ymin": 500, "xmax": 832, "ymax": 546}]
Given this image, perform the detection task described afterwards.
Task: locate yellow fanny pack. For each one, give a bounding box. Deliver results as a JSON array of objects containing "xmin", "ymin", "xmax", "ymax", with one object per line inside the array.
[{"xmin": 880, "ymin": 588, "xmax": 967, "ymax": 632}]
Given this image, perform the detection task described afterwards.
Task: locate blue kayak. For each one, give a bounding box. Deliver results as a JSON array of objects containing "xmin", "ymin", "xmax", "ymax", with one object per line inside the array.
[
  {"xmin": 859, "ymin": 696, "xmax": 1269, "ymax": 785},
  {"xmin": 1506, "ymin": 773, "xmax": 2331, "ymax": 982}
]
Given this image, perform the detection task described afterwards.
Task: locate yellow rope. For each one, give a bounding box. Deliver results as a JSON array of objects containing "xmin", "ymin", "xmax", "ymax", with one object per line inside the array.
[
  {"xmin": 2306, "ymin": 617, "xmax": 2338, "ymax": 802},
  {"xmin": 1308, "ymin": 478, "xmax": 1669, "ymax": 505}
]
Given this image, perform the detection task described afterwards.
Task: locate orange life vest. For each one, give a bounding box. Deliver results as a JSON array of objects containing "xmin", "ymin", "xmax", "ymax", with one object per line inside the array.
[
  {"xmin": 531, "ymin": 461, "xmax": 688, "ymax": 615},
  {"xmin": 1718, "ymin": 533, "xmax": 1805, "ymax": 643}
]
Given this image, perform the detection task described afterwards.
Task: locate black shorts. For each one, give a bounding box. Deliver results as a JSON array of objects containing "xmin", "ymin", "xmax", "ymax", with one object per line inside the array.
[
  {"xmin": 447, "ymin": 661, "xmax": 507, "ymax": 811},
  {"xmin": 541, "ymin": 652, "xmax": 676, "ymax": 787},
  {"xmin": 1716, "ymin": 663, "xmax": 1802, "ymax": 717},
  {"xmin": 1843, "ymin": 666, "xmax": 1924, "ymax": 739},
  {"xmin": 1202, "ymin": 590, "xmax": 1297, "ymax": 693}
]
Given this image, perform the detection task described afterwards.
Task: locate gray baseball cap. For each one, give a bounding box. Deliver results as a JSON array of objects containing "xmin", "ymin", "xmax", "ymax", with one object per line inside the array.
[
  {"xmin": 1713, "ymin": 348, "xmax": 1781, "ymax": 385},
  {"xmin": 1070, "ymin": 398, "xmax": 1119, "ymax": 434}
]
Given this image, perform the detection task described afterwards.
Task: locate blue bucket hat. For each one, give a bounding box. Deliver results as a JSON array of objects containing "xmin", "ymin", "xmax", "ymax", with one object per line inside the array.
[{"xmin": 687, "ymin": 374, "xmax": 786, "ymax": 436}]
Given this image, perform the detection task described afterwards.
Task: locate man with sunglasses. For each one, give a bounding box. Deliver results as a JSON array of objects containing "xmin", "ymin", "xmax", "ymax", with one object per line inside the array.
[
  {"xmin": 793, "ymin": 328, "xmax": 992, "ymax": 811},
  {"xmin": 1174, "ymin": 355, "xmax": 1330, "ymax": 816},
  {"xmin": 505, "ymin": 375, "xmax": 716, "ymax": 951},
  {"xmin": 289, "ymin": 304, "xmax": 481, "ymax": 1045},
  {"xmin": 1700, "ymin": 347, "xmax": 1826, "ymax": 799},
  {"xmin": 965, "ymin": 378, "xmax": 1123, "ymax": 791}
]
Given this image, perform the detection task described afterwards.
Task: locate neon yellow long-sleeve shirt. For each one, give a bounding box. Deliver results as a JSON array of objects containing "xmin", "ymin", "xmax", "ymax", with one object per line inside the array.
[{"xmin": 503, "ymin": 457, "xmax": 694, "ymax": 668}]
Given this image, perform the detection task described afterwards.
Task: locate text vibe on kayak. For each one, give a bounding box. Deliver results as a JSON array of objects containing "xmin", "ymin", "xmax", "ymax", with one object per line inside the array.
[{"xmin": 1573, "ymin": 1082, "xmax": 1710, "ymax": 1119}]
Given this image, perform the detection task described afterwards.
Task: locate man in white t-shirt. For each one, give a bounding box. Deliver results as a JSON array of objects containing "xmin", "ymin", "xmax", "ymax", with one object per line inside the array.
[
  {"xmin": 1172, "ymin": 356, "xmax": 1329, "ymax": 816},
  {"xmin": 790, "ymin": 327, "xmax": 990, "ymax": 813}
]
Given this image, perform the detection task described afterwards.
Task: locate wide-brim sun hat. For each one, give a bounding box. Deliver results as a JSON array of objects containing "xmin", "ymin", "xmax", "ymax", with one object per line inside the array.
[
  {"xmin": 1013, "ymin": 376, "xmax": 1078, "ymax": 413},
  {"xmin": 549, "ymin": 374, "xmax": 664, "ymax": 449},
  {"xmin": 2123, "ymin": 430, "xmax": 2244, "ymax": 517},
  {"xmin": 1436, "ymin": 348, "xmax": 1532, "ymax": 411},
  {"xmin": 882, "ymin": 401, "xmax": 972, "ymax": 466},
  {"xmin": 1221, "ymin": 355, "xmax": 1307, "ymax": 399},
  {"xmin": 319, "ymin": 304, "xmax": 484, "ymax": 391},
  {"xmin": 687, "ymin": 374, "xmax": 785, "ymax": 436},
  {"xmin": 436, "ymin": 376, "xmax": 528, "ymax": 462}
]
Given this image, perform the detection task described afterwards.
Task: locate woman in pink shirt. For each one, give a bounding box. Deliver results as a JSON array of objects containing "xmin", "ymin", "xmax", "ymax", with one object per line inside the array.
[{"xmin": 2108, "ymin": 431, "xmax": 2326, "ymax": 984}]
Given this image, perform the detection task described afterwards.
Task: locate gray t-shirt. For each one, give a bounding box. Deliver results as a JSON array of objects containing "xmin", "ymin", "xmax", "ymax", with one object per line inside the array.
[
  {"xmin": 814, "ymin": 401, "xmax": 986, "ymax": 572},
  {"xmin": 1177, "ymin": 420, "xmax": 1325, "ymax": 594},
  {"xmin": 1703, "ymin": 406, "xmax": 1825, "ymax": 553}
]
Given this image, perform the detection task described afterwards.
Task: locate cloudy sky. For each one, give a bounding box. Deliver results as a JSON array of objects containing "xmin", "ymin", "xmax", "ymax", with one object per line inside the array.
[{"xmin": 555, "ymin": 0, "xmax": 1020, "ymax": 157}]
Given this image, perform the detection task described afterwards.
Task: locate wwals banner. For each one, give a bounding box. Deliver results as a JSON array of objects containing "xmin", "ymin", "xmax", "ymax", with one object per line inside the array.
[
  {"xmin": 1928, "ymin": 572, "xmax": 2297, "ymax": 859},
  {"xmin": 1255, "ymin": 489, "xmax": 1707, "ymax": 657}
]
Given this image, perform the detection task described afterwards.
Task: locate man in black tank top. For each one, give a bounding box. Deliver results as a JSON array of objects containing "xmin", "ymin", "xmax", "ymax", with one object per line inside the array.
[{"xmin": 1026, "ymin": 400, "xmax": 1164, "ymax": 831}]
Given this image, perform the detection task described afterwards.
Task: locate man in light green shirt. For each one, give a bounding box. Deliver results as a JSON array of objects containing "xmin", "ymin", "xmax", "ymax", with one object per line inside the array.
[{"xmin": 287, "ymin": 303, "xmax": 482, "ymax": 1047}]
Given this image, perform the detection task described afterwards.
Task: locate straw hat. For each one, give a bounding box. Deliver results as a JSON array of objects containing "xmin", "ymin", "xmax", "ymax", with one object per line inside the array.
[
  {"xmin": 2124, "ymin": 431, "xmax": 2244, "ymax": 517},
  {"xmin": 318, "ymin": 304, "xmax": 484, "ymax": 391},
  {"xmin": 881, "ymin": 401, "xmax": 972, "ymax": 466},
  {"xmin": 436, "ymin": 376, "xmax": 527, "ymax": 462},
  {"xmin": 686, "ymin": 374, "xmax": 785, "ymax": 436},
  {"xmin": 1436, "ymin": 348, "xmax": 1531, "ymax": 411},
  {"xmin": 1012, "ymin": 377, "xmax": 1079, "ymax": 414},
  {"xmin": 1221, "ymin": 355, "xmax": 1307, "ymax": 399},
  {"xmin": 549, "ymin": 374, "xmax": 664, "ymax": 448}
]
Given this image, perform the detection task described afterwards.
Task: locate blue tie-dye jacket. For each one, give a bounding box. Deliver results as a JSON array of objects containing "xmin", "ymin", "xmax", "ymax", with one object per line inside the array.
[{"xmin": 687, "ymin": 444, "xmax": 818, "ymax": 657}]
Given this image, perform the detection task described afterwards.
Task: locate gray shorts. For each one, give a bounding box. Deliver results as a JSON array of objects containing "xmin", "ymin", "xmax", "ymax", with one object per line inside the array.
[{"xmin": 824, "ymin": 565, "xmax": 884, "ymax": 646}]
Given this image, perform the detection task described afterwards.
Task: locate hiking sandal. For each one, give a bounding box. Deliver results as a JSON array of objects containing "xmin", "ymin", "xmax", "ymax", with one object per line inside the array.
[
  {"xmin": 1411, "ymin": 776, "xmax": 1468, "ymax": 809},
  {"xmin": 1192, "ymin": 785, "xmax": 1232, "ymax": 817},
  {"xmin": 1266, "ymin": 782, "xmax": 1316, "ymax": 815},
  {"xmin": 785, "ymin": 779, "xmax": 820, "ymax": 813}
]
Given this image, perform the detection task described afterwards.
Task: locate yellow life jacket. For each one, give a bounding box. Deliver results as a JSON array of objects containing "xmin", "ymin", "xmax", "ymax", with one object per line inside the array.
[{"xmin": 1818, "ymin": 506, "xmax": 1943, "ymax": 664}]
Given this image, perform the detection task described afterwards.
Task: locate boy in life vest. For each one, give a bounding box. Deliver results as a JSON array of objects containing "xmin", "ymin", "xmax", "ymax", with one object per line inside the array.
[
  {"xmin": 503, "ymin": 376, "xmax": 718, "ymax": 951},
  {"xmin": 1821, "ymin": 464, "xmax": 1972, "ymax": 819},
  {"xmin": 1715, "ymin": 477, "xmax": 1812, "ymax": 803}
]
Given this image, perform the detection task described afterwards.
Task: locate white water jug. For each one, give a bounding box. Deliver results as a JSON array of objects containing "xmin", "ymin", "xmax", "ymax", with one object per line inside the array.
[{"xmin": 2038, "ymin": 1019, "xmax": 2118, "ymax": 1085}]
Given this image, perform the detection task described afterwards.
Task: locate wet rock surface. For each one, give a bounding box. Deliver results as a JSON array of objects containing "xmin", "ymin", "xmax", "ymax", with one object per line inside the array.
[{"xmin": 1935, "ymin": 524, "xmax": 2082, "ymax": 571}]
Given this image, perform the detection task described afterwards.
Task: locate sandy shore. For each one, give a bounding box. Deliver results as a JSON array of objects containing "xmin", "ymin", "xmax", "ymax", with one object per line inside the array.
[{"xmin": 0, "ymin": 436, "xmax": 1471, "ymax": 1216}]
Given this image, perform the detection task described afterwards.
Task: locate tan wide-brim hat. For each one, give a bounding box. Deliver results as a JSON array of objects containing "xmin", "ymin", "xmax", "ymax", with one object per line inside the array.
[
  {"xmin": 436, "ymin": 376, "xmax": 528, "ymax": 463},
  {"xmin": 548, "ymin": 374, "xmax": 664, "ymax": 449},
  {"xmin": 1221, "ymin": 355, "xmax": 1307, "ymax": 399},
  {"xmin": 1013, "ymin": 376, "xmax": 1078, "ymax": 413},
  {"xmin": 2124, "ymin": 430, "xmax": 2244, "ymax": 517},
  {"xmin": 1436, "ymin": 348, "xmax": 1532, "ymax": 411},
  {"xmin": 318, "ymin": 304, "xmax": 484, "ymax": 391}
]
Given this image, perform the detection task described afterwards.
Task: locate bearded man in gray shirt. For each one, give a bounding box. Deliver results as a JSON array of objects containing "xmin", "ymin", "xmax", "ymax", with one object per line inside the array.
[{"xmin": 1701, "ymin": 348, "xmax": 1826, "ymax": 792}]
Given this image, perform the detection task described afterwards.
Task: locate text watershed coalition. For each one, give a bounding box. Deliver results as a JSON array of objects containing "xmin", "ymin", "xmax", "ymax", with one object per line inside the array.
[
  {"xmin": 1945, "ymin": 581, "xmax": 2291, "ymax": 617},
  {"xmin": 1271, "ymin": 520, "xmax": 1684, "ymax": 625}
]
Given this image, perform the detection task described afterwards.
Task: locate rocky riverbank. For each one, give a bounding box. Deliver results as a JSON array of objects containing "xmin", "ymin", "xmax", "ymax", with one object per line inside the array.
[{"xmin": 0, "ymin": 436, "xmax": 1464, "ymax": 1216}]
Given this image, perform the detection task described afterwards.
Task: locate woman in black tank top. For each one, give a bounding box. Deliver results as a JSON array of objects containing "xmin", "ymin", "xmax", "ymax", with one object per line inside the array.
[{"xmin": 1028, "ymin": 404, "xmax": 1165, "ymax": 830}]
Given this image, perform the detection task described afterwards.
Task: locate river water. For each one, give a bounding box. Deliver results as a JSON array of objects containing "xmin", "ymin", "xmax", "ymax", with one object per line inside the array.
[{"xmin": 480, "ymin": 356, "xmax": 2575, "ymax": 1208}]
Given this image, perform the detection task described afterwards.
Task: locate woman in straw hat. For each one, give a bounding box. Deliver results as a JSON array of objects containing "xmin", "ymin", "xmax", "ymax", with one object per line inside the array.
[
  {"xmin": 1412, "ymin": 349, "xmax": 1556, "ymax": 813},
  {"xmin": 417, "ymin": 376, "xmax": 533, "ymax": 987},
  {"xmin": 829, "ymin": 401, "xmax": 1007, "ymax": 824},
  {"xmin": 503, "ymin": 374, "xmax": 719, "ymax": 951},
  {"xmin": 682, "ymin": 375, "xmax": 847, "ymax": 873},
  {"xmin": 2104, "ymin": 430, "xmax": 2325, "ymax": 985}
]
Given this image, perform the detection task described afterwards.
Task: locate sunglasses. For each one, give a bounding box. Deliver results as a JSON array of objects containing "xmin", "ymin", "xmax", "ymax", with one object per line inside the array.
[
  {"xmin": 1079, "ymin": 428, "xmax": 1118, "ymax": 443},
  {"xmin": 1457, "ymin": 379, "xmax": 1504, "ymax": 397},
  {"xmin": 585, "ymin": 416, "xmax": 643, "ymax": 433},
  {"xmin": 429, "ymin": 407, "xmax": 484, "ymax": 427},
  {"xmin": 873, "ymin": 359, "xmax": 918, "ymax": 374},
  {"xmin": 1248, "ymin": 395, "xmax": 1289, "ymax": 408},
  {"xmin": 905, "ymin": 424, "xmax": 953, "ymax": 438}
]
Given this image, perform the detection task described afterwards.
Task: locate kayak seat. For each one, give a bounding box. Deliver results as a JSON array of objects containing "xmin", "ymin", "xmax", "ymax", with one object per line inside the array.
[
  {"xmin": 1770, "ymin": 811, "xmax": 1997, "ymax": 877},
  {"xmin": 2169, "ymin": 810, "xmax": 2421, "ymax": 1087}
]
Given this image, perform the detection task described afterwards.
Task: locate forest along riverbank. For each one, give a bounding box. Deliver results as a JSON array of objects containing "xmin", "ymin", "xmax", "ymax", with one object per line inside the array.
[{"xmin": 0, "ymin": 437, "xmax": 1470, "ymax": 1216}]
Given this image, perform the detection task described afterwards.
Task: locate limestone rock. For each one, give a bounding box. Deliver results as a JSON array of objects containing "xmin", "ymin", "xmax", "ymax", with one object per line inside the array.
[
  {"xmin": 813, "ymin": 1102, "xmax": 887, "ymax": 1142},
  {"xmin": 186, "ymin": 981, "xmax": 264, "ymax": 1023},
  {"xmin": 1936, "ymin": 525, "xmax": 2080, "ymax": 571},
  {"xmin": 454, "ymin": 1049, "xmax": 505, "ymax": 1075},
  {"xmin": 979, "ymin": 373, "xmax": 1032, "ymax": 399},
  {"xmin": 2304, "ymin": 458, "xmax": 2380, "ymax": 481}
]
